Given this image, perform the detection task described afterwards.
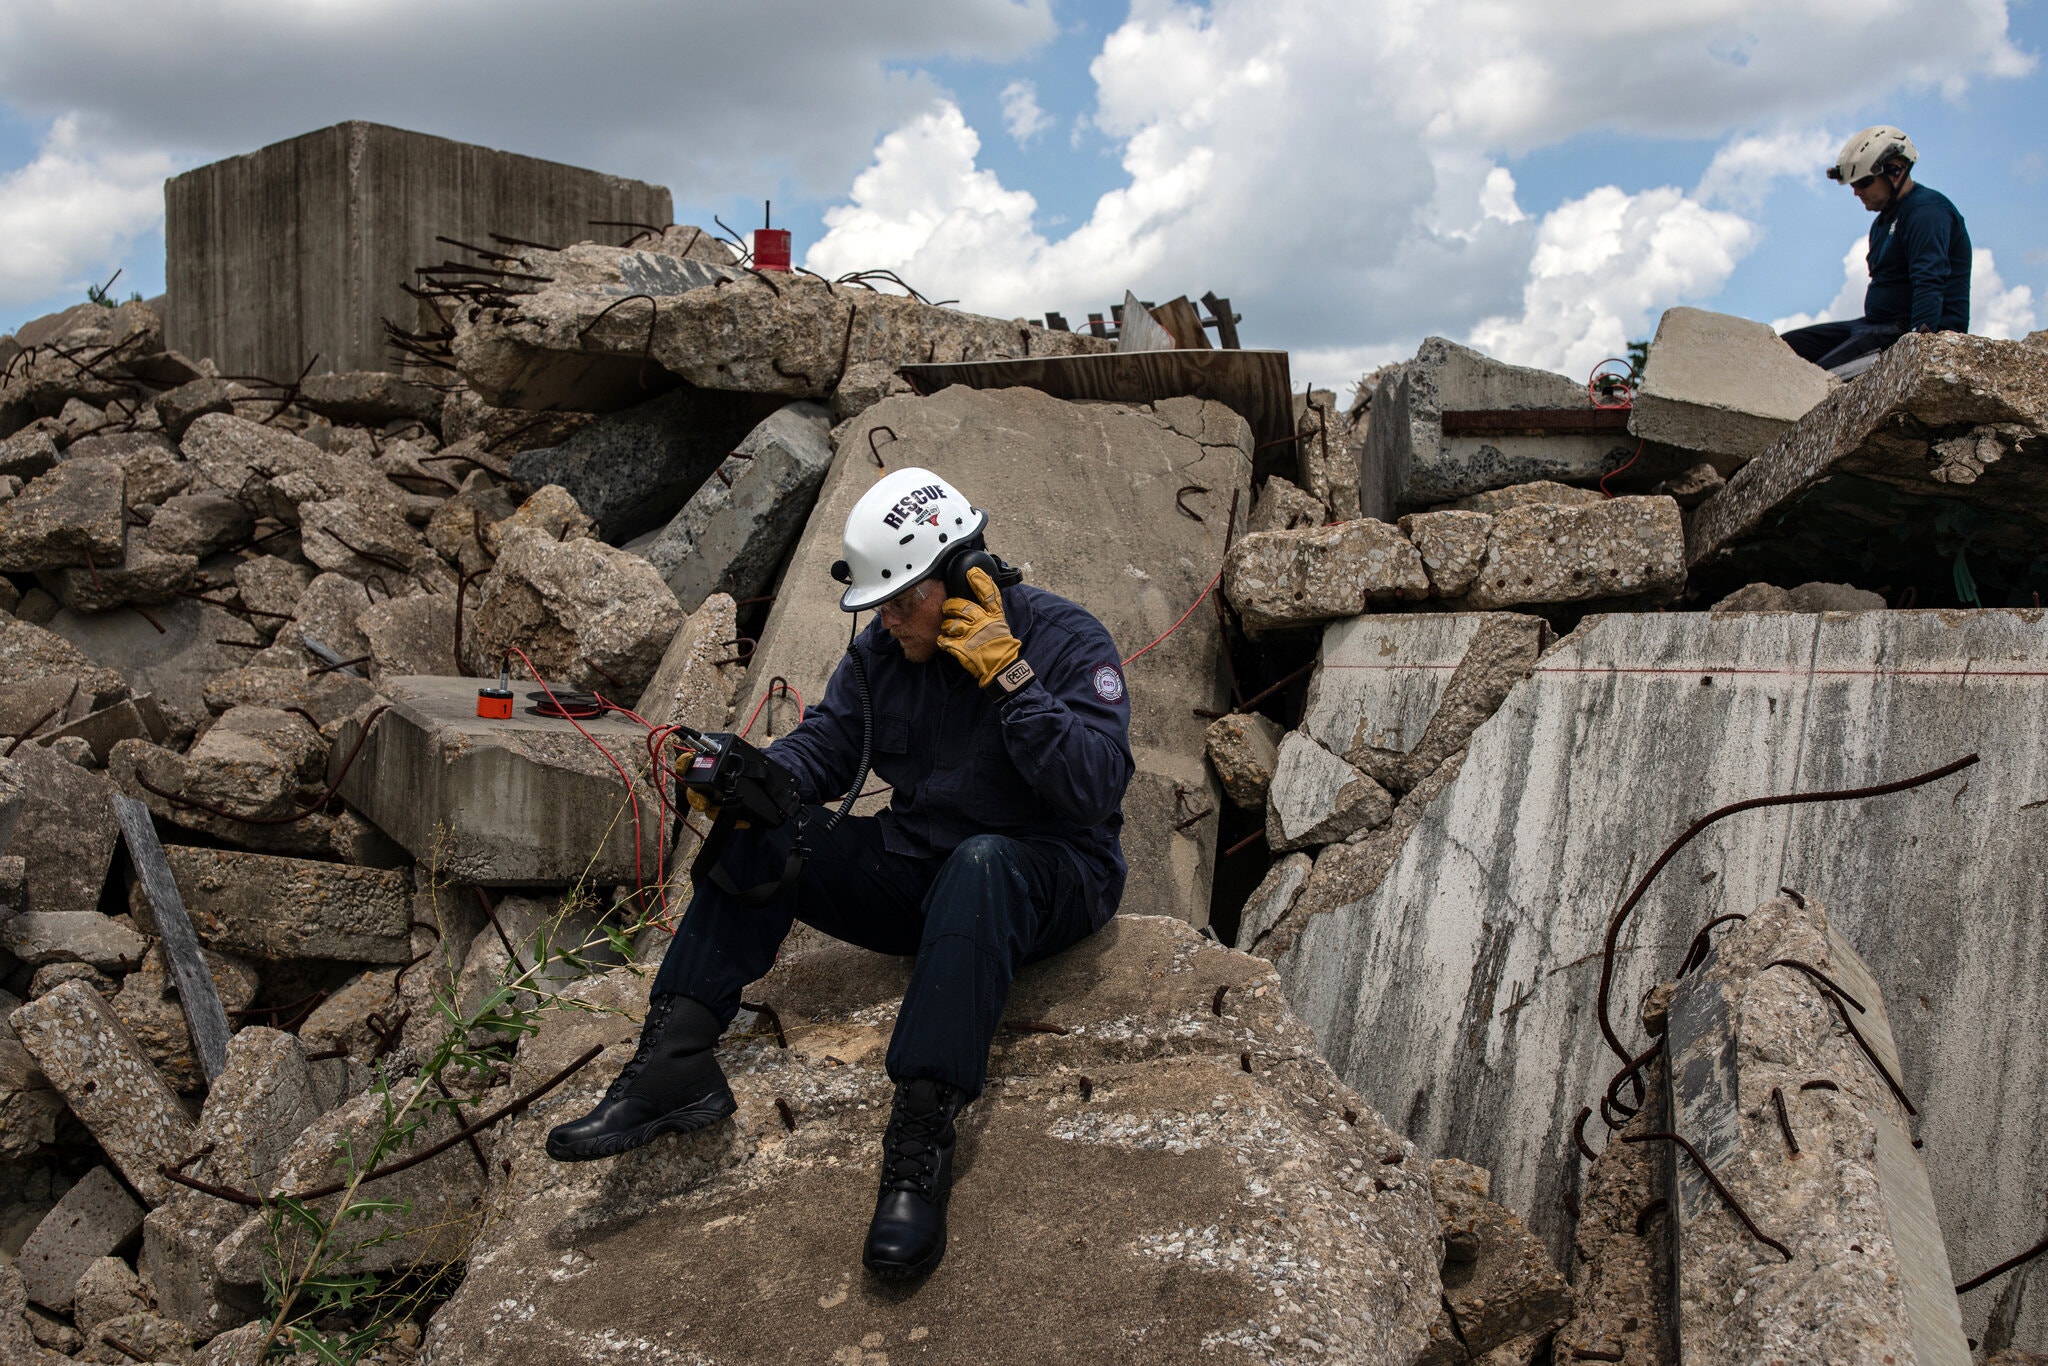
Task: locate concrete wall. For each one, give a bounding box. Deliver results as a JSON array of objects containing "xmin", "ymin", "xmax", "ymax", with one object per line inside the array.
[
  {"xmin": 1273, "ymin": 608, "xmax": 2048, "ymax": 1352},
  {"xmin": 165, "ymin": 122, "xmax": 671, "ymax": 380}
]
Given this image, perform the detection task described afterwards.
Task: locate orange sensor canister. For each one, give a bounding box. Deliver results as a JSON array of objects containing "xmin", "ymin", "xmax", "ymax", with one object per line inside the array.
[{"xmin": 477, "ymin": 661, "xmax": 514, "ymax": 719}]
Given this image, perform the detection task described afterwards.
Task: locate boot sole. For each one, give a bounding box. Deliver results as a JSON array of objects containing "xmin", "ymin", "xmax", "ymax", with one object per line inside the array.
[
  {"xmin": 545, "ymin": 1092, "xmax": 738, "ymax": 1162},
  {"xmin": 862, "ymin": 1191, "xmax": 952, "ymax": 1281}
]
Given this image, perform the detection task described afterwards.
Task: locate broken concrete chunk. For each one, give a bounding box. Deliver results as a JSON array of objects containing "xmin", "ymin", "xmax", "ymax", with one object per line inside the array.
[
  {"xmin": 632, "ymin": 592, "xmax": 742, "ymax": 734},
  {"xmin": 1234, "ymin": 851, "xmax": 1312, "ymax": 953},
  {"xmin": 1457, "ymin": 495, "xmax": 1684, "ymax": 610},
  {"xmin": 1651, "ymin": 459, "xmax": 1725, "ymax": 507},
  {"xmin": 298, "ymin": 969, "xmax": 398, "ymax": 1063},
  {"xmin": 424, "ymin": 473, "xmax": 517, "ymax": 576},
  {"xmin": 110, "ymin": 702, "xmax": 323, "ymax": 832},
  {"xmin": 0, "ymin": 457, "xmax": 124, "ymax": 571},
  {"xmin": 1265, "ymin": 731, "xmax": 1393, "ymax": 852},
  {"xmin": 38, "ymin": 539, "xmax": 200, "ymax": 612},
  {"xmin": 181, "ymin": 412, "xmax": 408, "ymax": 526},
  {"xmin": 1789, "ymin": 580, "xmax": 1887, "ymax": 612},
  {"xmin": 267, "ymin": 569, "xmax": 374, "ymax": 669},
  {"xmin": 200, "ymin": 664, "xmax": 371, "ymax": 728},
  {"xmin": 357, "ymin": 591, "xmax": 460, "ymax": 682},
  {"xmin": 153, "ymin": 377, "xmax": 240, "ymax": 439},
  {"xmin": 64, "ymin": 431, "xmax": 189, "ymax": 507},
  {"xmin": 1246, "ymin": 474, "xmax": 1326, "ymax": 535},
  {"xmin": 298, "ymin": 497, "xmax": 446, "ymax": 589},
  {"xmin": 485, "ymin": 482, "xmax": 595, "ymax": 551},
  {"xmin": 0, "ymin": 615, "xmax": 130, "ymax": 706},
  {"xmin": 0, "ymin": 745, "xmax": 121, "ymax": 917},
  {"xmin": 39, "ymin": 694, "xmax": 171, "ymax": 765},
  {"xmin": 0, "ymin": 428, "xmax": 58, "ymax": 480},
  {"xmin": 230, "ymin": 555, "xmax": 312, "ymax": 626},
  {"xmin": 1416, "ymin": 1158, "xmax": 1573, "ymax": 1364},
  {"xmin": 69, "ymin": 1257, "xmax": 149, "ymax": 1334},
  {"xmin": 0, "ymin": 1007, "xmax": 65, "ymax": 1161},
  {"xmin": 10, "ymin": 982, "xmax": 195, "ymax": 1205},
  {"xmin": 153, "ymin": 847, "xmax": 412, "ymax": 963},
  {"xmin": 1628, "ymin": 306, "xmax": 1830, "ymax": 467},
  {"xmin": 1399, "ymin": 509, "xmax": 1492, "ymax": 598},
  {"xmin": 109, "ymin": 943, "xmax": 260, "ymax": 1092},
  {"xmin": 0, "ymin": 913, "xmax": 146, "ymax": 972},
  {"xmin": 1297, "ymin": 395, "xmax": 1363, "ymax": 522},
  {"xmin": 76, "ymin": 1311, "xmax": 192, "ymax": 1364},
  {"xmin": 335, "ymin": 675, "xmax": 664, "ymax": 885},
  {"xmin": 18, "ymin": 1168, "xmax": 144, "ymax": 1313},
  {"xmin": 461, "ymin": 523, "xmax": 683, "ymax": 695},
  {"xmin": 630, "ymin": 400, "xmax": 835, "ymax": 613},
  {"xmin": 1223, "ymin": 519, "xmax": 1430, "ymax": 634},
  {"xmin": 1449, "ymin": 480, "xmax": 1606, "ymax": 514},
  {"xmin": 44, "ymin": 596, "xmax": 251, "ymax": 742},
  {"xmin": 510, "ymin": 384, "xmax": 784, "ymax": 542},
  {"xmin": 297, "ymin": 370, "xmax": 443, "ymax": 427},
  {"xmin": 139, "ymin": 492, "xmax": 253, "ymax": 560},
  {"xmin": 1203, "ymin": 711, "xmax": 1284, "ymax": 810}
]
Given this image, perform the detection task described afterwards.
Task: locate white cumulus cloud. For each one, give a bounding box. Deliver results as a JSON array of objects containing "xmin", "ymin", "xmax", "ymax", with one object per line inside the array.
[
  {"xmin": 1972, "ymin": 248, "xmax": 2039, "ymax": 337},
  {"xmin": 0, "ymin": 117, "xmax": 172, "ymax": 311},
  {"xmin": 1001, "ymin": 79, "xmax": 1052, "ymax": 147},
  {"xmin": 1774, "ymin": 235, "xmax": 1870, "ymax": 332}
]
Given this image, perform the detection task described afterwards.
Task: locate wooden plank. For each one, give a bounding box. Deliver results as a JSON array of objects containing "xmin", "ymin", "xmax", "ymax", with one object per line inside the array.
[
  {"xmin": 900, "ymin": 348, "xmax": 1295, "ymax": 455},
  {"xmin": 1152, "ymin": 296, "xmax": 1212, "ymax": 350},
  {"xmin": 111, "ymin": 793, "xmax": 232, "ymax": 1084},
  {"xmin": 1115, "ymin": 291, "xmax": 1176, "ymax": 353},
  {"xmin": 1441, "ymin": 407, "xmax": 1629, "ymax": 436}
]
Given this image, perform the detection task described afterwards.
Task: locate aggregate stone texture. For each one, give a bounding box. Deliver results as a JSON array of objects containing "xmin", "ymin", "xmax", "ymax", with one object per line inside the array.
[
  {"xmin": 1712, "ymin": 580, "xmax": 1891, "ymax": 615},
  {"xmin": 109, "ymin": 705, "xmax": 331, "ymax": 855},
  {"xmin": 18, "ymin": 1167, "xmax": 143, "ymax": 1312},
  {"xmin": 1564, "ymin": 1055, "xmax": 1676, "ymax": 1366},
  {"xmin": 357, "ymin": 591, "xmax": 459, "ymax": 683},
  {"xmin": 0, "ymin": 428, "xmax": 57, "ymax": 479},
  {"xmin": 109, "ymin": 943, "xmax": 260, "ymax": 1092},
  {"xmin": 1629, "ymin": 307, "xmax": 1831, "ymax": 465},
  {"xmin": 267, "ymin": 570, "xmax": 374, "ymax": 668},
  {"xmin": 297, "ymin": 497, "xmax": 447, "ymax": 590},
  {"xmin": 1204, "ymin": 711, "xmax": 1285, "ymax": 810},
  {"xmin": 0, "ymin": 1014, "xmax": 65, "ymax": 1161},
  {"xmin": 1686, "ymin": 332, "xmax": 2048, "ymax": 566},
  {"xmin": 1398, "ymin": 509, "xmax": 1492, "ymax": 598},
  {"xmin": 448, "ymin": 242, "xmax": 1108, "ymax": 413},
  {"xmin": 1662, "ymin": 896, "xmax": 1970, "ymax": 1365},
  {"xmin": 461, "ymin": 523, "xmax": 683, "ymax": 696},
  {"xmin": 739, "ymin": 386, "xmax": 1247, "ymax": 928},
  {"xmin": 1416, "ymin": 1159, "xmax": 1573, "ymax": 1364},
  {"xmin": 510, "ymin": 382, "xmax": 784, "ymax": 542},
  {"xmin": 1296, "ymin": 396, "xmax": 1363, "ymax": 522},
  {"xmin": 0, "ymin": 913, "xmax": 145, "ymax": 972},
  {"xmin": 38, "ymin": 539, "xmax": 199, "ymax": 612},
  {"xmin": 1264, "ymin": 731, "xmax": 1393, "ymax": 852},
  {"xmin": 69, "ymin": 1257, "xmax": 149, "ymax": 1333},
  {"xmin": 423, "ymin": 476, "xmax": 517, "ymax": 577},
  {"xmin": 1233, "ymin": 852, "xmax": 1312, "ymax": 954},
  {"xmin": 199, "ymin": 665, "xmax": 371, "ymax": 729},
  {"xmin": 633, "ymin": 400, "xmax": 837, "ymax": 613},
  {"xmin": 632, "ymin": 593, "xmax": 743, "ymax": 737},
  {"xmin": 483, "ymin": 482, "xmax": 595, "ymax": 550},
  {"xmin": 10, "ymin": 982, "xmax": 195, "ymax": 1205},
  {"xmin": 1455, "ymin": 495, "xmax": 1685, "ymax": 610},
  {"xmin": 0, "ymin": 743, "xmax": 121, "ymax": 917},
  {"xmin": 1449, "ymin": 480, "xmax": 1606, "ymax": 514},
  {"xmin": 421, "ymin": 915, "xmax": 1446, "ymax": 1366},
  {"xmin": 1247, "ymin": 474, "xmax": 1325, "ymax": 535},
  {"xmin": 1223, "ymin": 519, "xmax": 1430, "ymax": 634},
  {"xmin": 0, "ymin": 616, "xmax": 130, "ymax": 706},
  {"xmin": 153, "ymin": 377, "xmax": 238, "ymax": 438},
  {"xmin": 74, "ymin": 1311, "xmax": 193, "ymax": 1364},
  {"xmin": 297, "ymin": 369, "xmax": 444, "ymax": 426},
  {"xmin": 0, "ymin": 1265, "xmax": 47, "ymax": 1364},
  {"xmin": 63, "ymin": 431, "xmax": 189, "ymax": 508},
  {"xmin": 181, "ymin": 412, "xmax": 411, "ymax": 526},
  {"xmin": 0, "ymin": 456, "xmax": 124, "ymax": 571},
  {"xmin": 153, "ymin": 846, "xmax": 412, "ymax": 963},
  {"xmin": 46, "ymin": 596, "xmax": 259, "ymax": 744}
]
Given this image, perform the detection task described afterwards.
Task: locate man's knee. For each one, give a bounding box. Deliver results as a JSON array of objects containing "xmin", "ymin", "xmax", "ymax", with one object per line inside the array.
[{"xmin": 924, "ymin": 836, "xmax": 1032, "ymax": 935}]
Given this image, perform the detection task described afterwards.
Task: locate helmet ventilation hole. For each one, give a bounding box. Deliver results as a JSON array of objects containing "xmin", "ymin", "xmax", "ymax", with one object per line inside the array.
[
  {"xmin": 881, "ymin": 569, "xmax": 892, "ymax": 579},
  {"xmin": 898, "ymin": 533, "xmax": 915, "ymax": 546}
]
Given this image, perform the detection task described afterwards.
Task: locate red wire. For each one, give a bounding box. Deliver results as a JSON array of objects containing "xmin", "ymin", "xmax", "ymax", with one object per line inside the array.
[
  {"xmin": 738, "ymin": 682, "xmax": 804, "ymax": 739},
  {"xmin": 1123, "ymin": 569, "xmax": 1223, "ymax": 668},
  {"xmin": 1600, "ymin": 438, "xmax": 1644, "ymax": 499}
]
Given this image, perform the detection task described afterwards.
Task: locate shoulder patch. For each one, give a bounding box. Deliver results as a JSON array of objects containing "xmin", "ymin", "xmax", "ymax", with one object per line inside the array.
[{"xmin": 1092, "ymin": 664, "xmax": 1126, "ymax": 704}]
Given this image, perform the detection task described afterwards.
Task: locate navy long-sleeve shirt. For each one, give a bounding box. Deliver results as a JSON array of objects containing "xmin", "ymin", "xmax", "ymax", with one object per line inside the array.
[
  {"xmin": 766, "ymin": 582, "xmax": 1135, "ymax": 928},
  {"xmin": 1863, "ymin": 184, "xmax": 1971, "ymax": 333}
]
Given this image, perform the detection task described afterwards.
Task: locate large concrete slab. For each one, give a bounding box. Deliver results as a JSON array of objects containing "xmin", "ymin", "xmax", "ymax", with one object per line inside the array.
[
  {"xmin": 166, "ymin": 121, "xmax": 672, "ymax": 380},
  {"xmin": 1628, "ymin": 306, "xmax": 1830, "ymax": 467},
  {"xmin": 333, "ymin": 675, "xmax": 667, "ymax": 886},
  {"xmin": 1272, "ymin": 608, "xmax": 2048, "ymax": 1352},
  {"xmin": 736, "ymin": 386, "xmax": 1248, "ymax": 927}
]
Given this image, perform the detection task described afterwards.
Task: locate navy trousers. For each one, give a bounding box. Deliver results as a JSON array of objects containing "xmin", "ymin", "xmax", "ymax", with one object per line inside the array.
[
  {"xmin": 1781, "ymin": 317, "xmax": 1906, "ymax": 370},
  {"xmin": 651, "ymin": 806, "xmax": 1097, "ymax": 1098}
]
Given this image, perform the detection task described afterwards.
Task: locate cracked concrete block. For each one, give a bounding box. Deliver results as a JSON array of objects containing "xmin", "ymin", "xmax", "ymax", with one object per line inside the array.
[
  {"xmin": 631, "ymin": 400, "xmax": 836, "ymax": 613},
  {"xmin": 357, "ymin": 591, "xmax": 460, "ymax": 683},
  {"xmin": 0, "ymin": 744, "xmax": 121, "ymax": 917},
  {"xmin": 181, "ymin": 412, "xmax": 412, "ymax": 527},
  {"xmin": 18, "ymin": 1168, "xmax": 144, "ymax": 1312},
  {"xmin": 1264, "ymin": 731, "xmax": 1392, "ymax": 852},
  {"xmin": 298, "ymin": 497, "xmax": 446, "ymax": 590},
  {"xmin": 1457, "ymin": 496, "xmax": 1685, "ymax": 610},
  {"xmin": 1234, "ymin": 852, "xmax": 1312, "ymax": 954},
  {"xmin": 0, "ymin": 913, "xmax": 146, "ymax": 972},
  {"xmin": 1247, "ymin": 475, "xmax": 1325, "ymax": 535},
  {"xmin": 140, "ymin": 492, "xmax": 252, "ymax": 561},
  {"xmin": 0, "ymin": 1011, "xmax": 65, "ymax": 1161},
  {"xmin": 1204, "ymin": 711, "xmax": 1285, "ymax": 810},
  {"xmin": 333, "ymin": 675, "xmax": 665, "ymax": 885},
  {"xmin": 0, "ymin": 458, "xmax": 125, "ymax": 572},
  {"xmin": 1629, "ymin": 307, "xmax": 1830, "ymax": 467},
  {"xmin": 1223, "ymin": 519, "xmax": 1430, "ymax": 634},
  {"xmin": 38, "ymin": 539, "xmax": 200, "ymax": 612},
  {"xmin": 632, "ymin": 593, "xmax": 743, "ymax": 739},
  {"xmin": 1450, "ymin": 481, "xmax": 1606, "ymax": 514},
  {"xmin": 10, "ymin": 982, "xmax": 194, "ymax": 1205},
  {"xmin": 108, "ymin": 705, "xmax": 330, "ymax": 856},
  {"xmin": 1400, "ymin": 509, "xmax": 1492, "ymax": 598},
  {"xmin": 151, "ymin": 847, "xmax": 412, "ymax": 963},
  {"xmin": 231, "ymin": 555, "xmax": 312, "ymax": 627},
  {"xmin": 1416, "ymin": 1158, "xmax": 1573, "ymax": 1365}
]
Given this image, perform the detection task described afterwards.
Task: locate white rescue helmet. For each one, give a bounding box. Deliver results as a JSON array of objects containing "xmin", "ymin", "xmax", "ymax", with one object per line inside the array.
[
  {"xmin": 1827, "ymin": 126, "xmax": 1918, "ymax": 184},
  {"xmin": 831, "ymin": 466, "xmax": 986, "ymax": 612}
]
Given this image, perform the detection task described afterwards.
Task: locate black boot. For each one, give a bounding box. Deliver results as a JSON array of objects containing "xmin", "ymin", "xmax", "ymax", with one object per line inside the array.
[
  {"xmin": 862, "ymin": 1078, "xmax": 966, "ymax": 1280},
  {"xmin": 546, "ymin": 993, "xmax": 736, "ymax": 1161}
]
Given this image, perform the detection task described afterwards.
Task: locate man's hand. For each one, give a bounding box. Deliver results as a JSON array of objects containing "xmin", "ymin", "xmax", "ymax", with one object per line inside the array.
[
  {"xmin": 938, "ymin": 566, "xmax": 1034, "ymax": 697},
  {"xmin": 686, "ymin": 786, "xmax": 722, "ymax": 825}
]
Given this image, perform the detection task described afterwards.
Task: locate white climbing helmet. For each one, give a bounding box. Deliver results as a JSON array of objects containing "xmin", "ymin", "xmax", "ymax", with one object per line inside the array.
[
  {"xmin": 832, "ymin": 466, "xmax": 986, "ymax": 612},
  {"xmin": 1827, "ymin": 126, "xmax": 1918, "ymax": 184}
]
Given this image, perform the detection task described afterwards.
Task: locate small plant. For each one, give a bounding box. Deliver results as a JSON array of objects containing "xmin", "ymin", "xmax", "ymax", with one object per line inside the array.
[{"xmin": 84, "ymin": 269, "xmax": 140, "ymax": 308}]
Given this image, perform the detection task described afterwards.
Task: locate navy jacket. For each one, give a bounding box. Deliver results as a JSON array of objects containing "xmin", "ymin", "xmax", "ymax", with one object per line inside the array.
[
  {"xmin": 1864, "ymin": 185, "xmax": 1971, "ymax": 333},
  {"xmin": 766, "ymin": 583, "xmax": 1134, "ymax": 928}
]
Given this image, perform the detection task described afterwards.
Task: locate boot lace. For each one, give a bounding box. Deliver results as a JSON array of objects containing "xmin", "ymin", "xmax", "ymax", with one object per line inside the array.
[
  {"xmin": 605, "ymin": 994, "xmax": 677, "ymax": 1099},
  {"xmin": 880, "ymin": 1105, "xmax": 950, "ymax": 1198}
]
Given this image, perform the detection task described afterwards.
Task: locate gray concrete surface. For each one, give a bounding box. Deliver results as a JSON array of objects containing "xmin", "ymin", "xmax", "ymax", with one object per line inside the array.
[
  {"xmin": 1628, "ymin": 306, "xmax": 1830, "ymax": 467},
  {"xmin": 334, "ymin": 674, "xmax": 667, "ymax": 886},
  {"xmin": 165, "ymin": 122, "xmax": 672, "ymax": 380},
  {"xmin": 735, "ymin": 386, "xmax": 1248, "ymax": 927},
  {"xmin": 1272, "ymin": 608, "xmax": 2048, "ymax": 1352}
]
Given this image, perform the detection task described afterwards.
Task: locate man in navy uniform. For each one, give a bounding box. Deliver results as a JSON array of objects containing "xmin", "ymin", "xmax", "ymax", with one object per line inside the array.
[
  {"xmin": 547, "ymin": 466, "xmax": 1134, "ymax": 1281},
  {"xmin": 1782, "ymin": 126, "xmax": 1972, "ymax": 372}
]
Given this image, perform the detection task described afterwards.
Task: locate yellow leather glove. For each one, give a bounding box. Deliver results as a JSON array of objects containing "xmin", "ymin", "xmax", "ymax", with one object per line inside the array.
[
  {"xmin": 686, "ymin": 786, "xmax": 723, "ymax": 824},
  {"xmin": 938, "ymin": 566, "xmax": 1035, "ymax": 698}
]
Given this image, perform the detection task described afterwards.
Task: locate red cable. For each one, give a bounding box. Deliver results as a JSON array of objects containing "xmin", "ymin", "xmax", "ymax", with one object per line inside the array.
[
  {"xmin": 1123, "ymin": 569, "xmax": 1223, "ymax": 668},
  {"xmin": 1600, "ymin": 438, "xmax": 1643, "ymax": 499},
  {"xmin": 738, "ymin": 682, "xmax": 804, "ymax": 739}
]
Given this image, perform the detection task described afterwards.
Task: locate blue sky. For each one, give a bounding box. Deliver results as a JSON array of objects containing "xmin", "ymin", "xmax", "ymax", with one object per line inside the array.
[{"xmin": 0, "ymin": 0, "xmax": 2037, "ymax": 393}]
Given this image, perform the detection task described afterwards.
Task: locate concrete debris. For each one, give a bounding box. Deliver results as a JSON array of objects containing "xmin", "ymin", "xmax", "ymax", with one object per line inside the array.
[
  {"xmin": 39, "ymin": 540, "xmax": 200, "ymax": 613},
  {"xmin": 1566, "ymin": 1052, "xmax": 1676, "ymax": 1366},
  {"xmin": 0, "ymin": 915, "xmax": 146, "ymax": 973},
  {"xmin": 183, "ymin": 412, "xmax": 413, "ymax": 527},
  {"xmin": 1363, "ymin": 337, "xmax": 1637, "ymax": 516},
  {"xmin": 0, "ymin": 429, "xmax": 58, "ymax": 480},
  {"xmin": 1223, "ymin": 518, "xmax": 1430, "ymax": 634},
  {"xmin": 153, "ymin": 377, "xmax": 241, "ymax": 439},
  {"xmin": 1264, "ymin": 731, "xmax": 1392, "ymax": 852},
  {"xmin": 1417, "ymin": 1158, "xmax": 1574, "ymax": 1364},
  {"xmin": 1650, "ymin": 459, "xmax": 1726, "ymax": 506},
  {"xmin": 145, "ymin": 847, "xmax": 413, "ymax": 963},
  {"xmin": 1629, "ymin": 307, "xmax": 1831, "ymax": 466},
  {"xmin": 1296, "ymin": 392, "xmax": 1364, "ymax": 522},
  {"xmin": 139, "ymin": 492, "xmax": 253, "ymax": 561},
  {"xmin": 0, "ymin": 743, "xmax": 122, "ymax": 917},
  {"xmin": 1232, "ymin": 851, "xmax": 1312, "ymax": 952},
  {"xmin": 110, "ymin": 704, "xmax": 330, "ymax": 854},
  {"xmin": 1450, "ymin": 480, "xmax": 1608, "ymax": 513},
  {"xmin": 1456, "ymin": 496, "xmax": 1685, "ymax": 610},
  {"xmin": 425, "ymin": 915, "xmax": 1448, "ymax": 1365},
  {"xmin": 0, "ymin": 1003, "xmax": 66, "ymax": 1161},
  {"xmin": 357, "ymin": 590, "xmax": 459, "ymax": 682},
  {"xmin": 0, "ymin": 458, "xmax": 125, "ymax": 572},
  {"xmin": 508, "ymin": 384, "xmax": 784, "ymax": 541},
  {"xmin": 296, "ymin": 370, "xmax": 443, "ymax": 427},
  {"xmin": 1711, "ymin": 580, "xmax": 1890, "ymax": 614},
  {"xmin": 18, "ymin": 1168, "xmax": 144, "ymax": 1313},
  {"xmin": 1203, "ymin": 711, "xmax": 1285, "ymax": 809},
  {"xmin": 298, "ymin": 497, "xmax": 447, "ymax": 589},
  {"xmin": 632, "ymin": 592, "xmax": 743, "ymax": 735},
  {"xmin": 1399, "ymin": 508, "xmax": 1493, "ymax": 598},
  {"xmin": 0, "ymin": 1264, "xmax": 52, "ymax": 1365},
  {"xmin": 69, "ymin": 1258, "xmax": 148, "ymax": 1335},
  {"xmin": 109, "ymin": 943, "xmax": 260, "ymax": 1092},
  {"xmin": 334, "ymin": 675, "xmax": 666, "ymax": 884},
  {"xmin": 1245, "ymin": 473, "xmax": 1326, "ymax": 534},
  {"xmin": 629, "ymin": 400, "xmax": 836, "ymax": 613}
]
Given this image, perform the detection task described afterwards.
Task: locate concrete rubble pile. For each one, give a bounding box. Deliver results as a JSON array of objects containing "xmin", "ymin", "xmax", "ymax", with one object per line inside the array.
[{"xmin": 3, "ymin": 190, "xmax": 2046, "ymax": 1366}]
